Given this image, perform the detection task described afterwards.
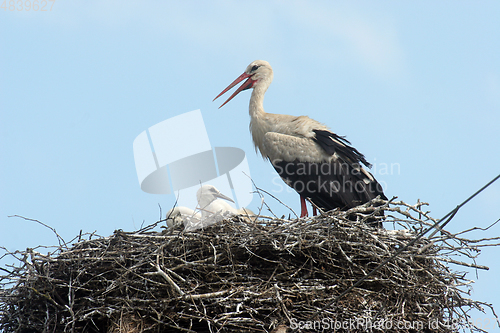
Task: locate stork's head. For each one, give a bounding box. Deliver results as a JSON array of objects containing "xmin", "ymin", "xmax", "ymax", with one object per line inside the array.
[
  {"xmin": 165, "ymin": 207, "xmax": 183, "ymax": 229},
  {"xmin": 196, "ymin": 185, "xmax": 234, "ymax": 208},
  {"xmin": 214, "ymin": 60, "xmax": 273, "ymax": 108}
]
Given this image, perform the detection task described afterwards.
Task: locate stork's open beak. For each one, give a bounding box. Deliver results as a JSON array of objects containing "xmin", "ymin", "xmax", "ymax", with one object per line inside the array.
[
  {"xmin": 215, "ymin": 192, "xmax": 235, "ymax": 203},
  {"xmin": 213, "ymin": 72, "xmax": 256, "ymax": 108}
]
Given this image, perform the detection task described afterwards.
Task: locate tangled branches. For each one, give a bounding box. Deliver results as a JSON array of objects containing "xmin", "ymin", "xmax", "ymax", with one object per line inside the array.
[{"xmin": 0, "ymin": 200, "xmax": 498, "ymax": 332}]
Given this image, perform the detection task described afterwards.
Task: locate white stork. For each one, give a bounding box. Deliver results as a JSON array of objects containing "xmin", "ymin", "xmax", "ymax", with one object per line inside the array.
[
  {"xmin": 214, "ymin": 60, "xmax": 386, "ymax": 225},
  {"xmin": 196, "ymin": 185, "xmax": 253, "ymax": 219},
  {"xmin": 168, "ymin": 185, "xmax": 254, "ymax": 232}
]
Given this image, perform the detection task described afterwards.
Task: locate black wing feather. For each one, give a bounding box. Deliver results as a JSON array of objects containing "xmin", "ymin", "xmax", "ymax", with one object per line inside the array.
[
  {"xmin": 312, "ymin": 129, "xmax": 371, "ymax": 168},
  {"xmin": 272, "ymin": 159, "xmax": 387, "ymax": 227},
  {"xmin": 272, "ymin": 159, "xmax": 386, "ymax": 210}
]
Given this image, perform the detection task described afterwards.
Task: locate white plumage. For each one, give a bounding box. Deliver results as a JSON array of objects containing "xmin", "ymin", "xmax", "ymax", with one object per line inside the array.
[
  {"xmin": 197, "ymin": 185, "xmax": 253, "ymax": 219},
  {"xmin": 166, "ymin": 185, "xmax": 254, "ymax": 232},
  {"xmin": 166, "ymin": 206, "xmax": 200, "ymax": 229}
]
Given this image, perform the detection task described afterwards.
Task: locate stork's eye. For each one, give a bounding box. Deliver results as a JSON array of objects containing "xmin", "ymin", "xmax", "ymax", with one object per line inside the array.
[{"xmin": 251, "ymin": 65, "xmax": 260, "ymax": 72}]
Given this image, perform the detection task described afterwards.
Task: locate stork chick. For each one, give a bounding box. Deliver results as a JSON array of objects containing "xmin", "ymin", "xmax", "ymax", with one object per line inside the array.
[
  {"xmin": 165, "ymin": 206, "xmax": 201, "ymax": 229},
  {"xmin": 196, "ymin": 185, "xmax": 254, "ymax": 219}
]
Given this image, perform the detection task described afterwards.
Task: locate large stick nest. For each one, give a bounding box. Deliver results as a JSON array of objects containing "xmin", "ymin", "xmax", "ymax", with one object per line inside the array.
[{"xmin": 1, "ymin": 199, "xmax": 498, "ymax": 332}]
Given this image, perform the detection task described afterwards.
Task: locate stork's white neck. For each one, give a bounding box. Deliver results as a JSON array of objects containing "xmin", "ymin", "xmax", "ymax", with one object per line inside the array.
[
  {"xmin": 249, "ymin": 79, "xmax": 269, "ymax": 118},
  {"xmin": 248, "ymin": 78, "xmax": 273, "ymax": 157}
]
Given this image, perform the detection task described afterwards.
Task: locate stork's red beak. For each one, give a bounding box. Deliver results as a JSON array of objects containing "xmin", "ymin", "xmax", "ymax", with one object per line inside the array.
[{"xmin": 214, "ymin": 72, "xmax": 256, "ymax": 108}]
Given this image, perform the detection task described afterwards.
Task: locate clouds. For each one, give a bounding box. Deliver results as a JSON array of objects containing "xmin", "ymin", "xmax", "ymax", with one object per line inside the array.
[
  {"xmin": 284, "ymin": 1, "xmax": 405, "ymax": 80},
  {"xmin": 45, "ymin": 1, "xmax": 405, "ymax": 80}
]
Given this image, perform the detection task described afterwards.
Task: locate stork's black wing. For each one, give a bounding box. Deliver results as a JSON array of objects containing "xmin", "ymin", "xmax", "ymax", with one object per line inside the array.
[
  {"xmin": 264, "ymin": 130, "xmax": 387, "ymax": 227},
  {"xmin": 312, "ymin": 129, "xmax": 371, "ymax": 167},
  {"xmin": 272, "ymin": 159, "xmax": 385, "ymax": 210}
]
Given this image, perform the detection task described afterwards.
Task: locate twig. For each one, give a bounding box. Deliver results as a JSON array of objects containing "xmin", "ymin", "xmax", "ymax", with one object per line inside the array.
[
  {"xmin": 8, "ymin": 215, "xmax": 67, "ymax": 249},
  {"xmin": 150, "ymin": 262, "xmax": 184, "ymax": 296}
]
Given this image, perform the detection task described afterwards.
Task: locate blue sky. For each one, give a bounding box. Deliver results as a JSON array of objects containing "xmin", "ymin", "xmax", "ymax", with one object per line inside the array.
[{"xmin": 1, "ymin": 1, "xmax": 500, "ymax": 330}]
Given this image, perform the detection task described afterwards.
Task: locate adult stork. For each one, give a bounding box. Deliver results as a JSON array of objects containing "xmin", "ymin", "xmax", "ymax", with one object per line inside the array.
[{"xmin": 214, "ymin": 60, "xmax": 387, "ymax": 226}]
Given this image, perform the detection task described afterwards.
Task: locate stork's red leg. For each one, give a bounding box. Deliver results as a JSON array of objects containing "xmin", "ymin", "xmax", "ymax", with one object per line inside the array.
[
  {"xmin": 300, "ymin": 196, "xmax": 308, "ymax": 217},
  {"xmin": 312, "ymin": 206, "xmax": 317, "ymax": 216}
]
